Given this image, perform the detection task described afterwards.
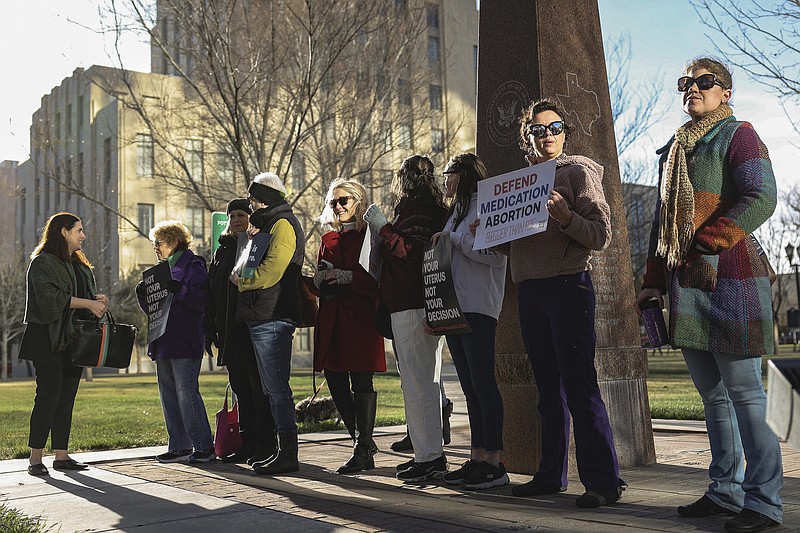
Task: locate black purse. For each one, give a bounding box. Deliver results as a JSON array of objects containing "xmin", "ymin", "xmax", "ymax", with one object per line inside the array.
[{"xmin": 68, "ymin": 312, "xmax": 138, "ymax": 369}]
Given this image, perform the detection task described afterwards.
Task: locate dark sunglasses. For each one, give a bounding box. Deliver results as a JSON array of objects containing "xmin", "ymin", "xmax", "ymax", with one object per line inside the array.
[
  {"xmin": 443, "ymin": 169, "xmax": 460, "ymax": 175},
  {"xmin": 677, "ymin": 73, "xmax": 725, "ymax": 92},
  {"xmin": 526, "ymin": 121, "xmax": 564, "ymax": 138},
  {"xmin": 329, "ymin": 196, "xmax": 354, "ymax": 208}
]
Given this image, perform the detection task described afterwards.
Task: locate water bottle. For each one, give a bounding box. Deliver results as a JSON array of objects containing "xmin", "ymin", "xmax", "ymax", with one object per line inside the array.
[{"xmin": 640, "ymin": 298, "xmax": 669, "ymax": 348}]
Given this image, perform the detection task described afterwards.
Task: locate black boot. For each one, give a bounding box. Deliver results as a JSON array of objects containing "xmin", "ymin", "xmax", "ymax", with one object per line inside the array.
[
  {"xmin": 338, "ymin": 392, "xmax": 378, "ymax": 474},
  {"xmin": 442, "ymin": 399, "xmax": 453, "ymax": 445},
  {"xmin": 248, "ymin": 433, "xmax": 278, "ymax": 466},
  {"xmin": 253, "ymin": 432, "xmax": 299, "ymax": 475},
  {"xmin": 332, "ymin": 392, "xmax": 356, "ymax": 441}
]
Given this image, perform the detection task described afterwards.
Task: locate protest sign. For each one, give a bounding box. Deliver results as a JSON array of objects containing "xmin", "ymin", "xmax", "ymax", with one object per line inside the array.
[
  {"xmin": 473, "ymin": 159, "xmax": 556, "ymax": 250},
  {"xmin": 234, "ymin": 232, "xmax": 272, "ymax": 279},
  {"xmin": 142, "ymin": 261, "xmax": 173, "ymax": 344},
  {"xmin": 422, "ymin": 239, "xmax": 471, "ymax": 335}
]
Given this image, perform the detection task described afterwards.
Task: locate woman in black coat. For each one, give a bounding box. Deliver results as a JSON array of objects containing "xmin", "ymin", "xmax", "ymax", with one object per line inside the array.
[{"xmin": 204, "ymin": 198, "xmax": 276, "ymax": 464}]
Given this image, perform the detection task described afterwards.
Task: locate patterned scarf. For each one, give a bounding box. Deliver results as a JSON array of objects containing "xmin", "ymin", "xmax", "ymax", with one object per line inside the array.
[{"xmin": 657, "ymin": 103, "xmax": 733, "ymax": 269}]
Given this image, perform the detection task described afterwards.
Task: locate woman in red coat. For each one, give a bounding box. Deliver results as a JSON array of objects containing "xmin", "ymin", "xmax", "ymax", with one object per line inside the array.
[{"xmin": 313, "ymin": 178, "xmax": 386, "ymax": 474}]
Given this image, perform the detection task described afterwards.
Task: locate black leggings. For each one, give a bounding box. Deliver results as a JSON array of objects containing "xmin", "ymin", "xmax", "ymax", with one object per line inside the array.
[
  {"xmin": 29, "ymin": 360, "xmax": 84, "ymax": 450},
  {"xmin": 324, "ymin": 370, "xmax": 375, "ymax": 397}
]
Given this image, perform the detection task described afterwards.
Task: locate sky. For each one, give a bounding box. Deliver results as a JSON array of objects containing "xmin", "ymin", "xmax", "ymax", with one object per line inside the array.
[{"xmin": 1, "ymin": 0, "xmax": 797, "ymax": 193}]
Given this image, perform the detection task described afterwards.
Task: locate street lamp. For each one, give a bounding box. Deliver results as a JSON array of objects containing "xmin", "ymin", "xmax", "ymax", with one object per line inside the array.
[{"xmin": 785, "ymin": 243, "xmax": 800, "ymax": 337}]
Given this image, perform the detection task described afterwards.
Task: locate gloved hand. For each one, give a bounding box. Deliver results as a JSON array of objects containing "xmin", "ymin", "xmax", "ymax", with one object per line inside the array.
[
  {"xmin": 204, "ymin": 333, "xmax": 217, "ymax": 358},
  {"xmin": 165, "ymin": 279, "xmax": 182, "ymax": 293},
  {"xmin": 329, "ymin": 269, "xmax": 353, "ymax": 285},
  {"xmin": 135, "ymin": 281, "xmax": 146, "ymax": 299},
  {"xmin": 313, "ymin": 270, "xmax": 326, "ymax": 289},
  {"xmin": 363, "ymin": 204, "xmax": 389, "ymax": 233}
]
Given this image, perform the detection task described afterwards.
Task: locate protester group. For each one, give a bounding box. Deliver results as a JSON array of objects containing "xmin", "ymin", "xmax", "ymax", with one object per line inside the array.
[{"xmin": 19, "ymin": 57, "xmax": 784, "ymax": 532}]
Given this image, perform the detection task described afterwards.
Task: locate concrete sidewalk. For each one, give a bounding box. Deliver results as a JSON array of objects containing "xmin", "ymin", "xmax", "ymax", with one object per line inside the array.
[{"xmin": 2, "ymin": 369, "xmax": 798, "ymax": 532}]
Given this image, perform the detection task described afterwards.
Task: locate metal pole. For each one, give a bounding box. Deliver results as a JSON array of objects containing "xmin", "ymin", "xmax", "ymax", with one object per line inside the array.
[{"xmin": 795, "ymin": 264, "xmax": 800, "ymax": 324}]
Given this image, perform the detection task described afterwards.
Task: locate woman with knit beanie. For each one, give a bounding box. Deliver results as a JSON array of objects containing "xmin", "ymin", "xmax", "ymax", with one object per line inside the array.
[
  {"xmin": 634, "ymin": 57, "xmax": 782, "ymax": 533},
  {"xmin": 363, "ymin": 155, "xmax": 449, "ymax": 482},
  {"xmin": 312, "ymin": 178, "xmax": 386, "ymax": 474},
  {"xmin": 204, "ymin": 198, "xmax": 276, "ymax": 465}
]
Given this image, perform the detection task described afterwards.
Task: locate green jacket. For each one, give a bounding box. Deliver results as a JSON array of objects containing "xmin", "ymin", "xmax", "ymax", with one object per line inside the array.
[{"xmin": 23, "ymin": 252, "xmax": 97, "ymax": 353}]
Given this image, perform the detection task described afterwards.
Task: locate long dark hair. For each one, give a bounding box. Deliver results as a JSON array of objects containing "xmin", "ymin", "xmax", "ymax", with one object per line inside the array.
[
  {"xmin": 391, "ymin": 154, "xmax": 445, "ymax": 216},
  {"xmin": 446, "ymin": 153, "xmax": 488, "ymax": 230},
  {"xmin": 32, "ymin": 212, "xmax": 93, "ymax": 268}
]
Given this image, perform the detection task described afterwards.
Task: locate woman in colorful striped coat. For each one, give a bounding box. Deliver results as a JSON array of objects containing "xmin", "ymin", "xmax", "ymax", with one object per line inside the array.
[{"xmin": 634, "ymin": 57, "xmax": 782, "ymax": 533}]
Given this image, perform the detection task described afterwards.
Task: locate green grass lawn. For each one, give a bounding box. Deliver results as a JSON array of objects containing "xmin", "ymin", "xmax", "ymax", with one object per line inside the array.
[{"xmin": 3, "ymin": 345, "xmax": 799, "ymax": 460}]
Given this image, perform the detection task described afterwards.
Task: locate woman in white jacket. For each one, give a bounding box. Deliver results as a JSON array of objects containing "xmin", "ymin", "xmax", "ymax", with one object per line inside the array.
[{"xmin": 432, "ymin": 153, "xmax": 508, "ymax": 490}]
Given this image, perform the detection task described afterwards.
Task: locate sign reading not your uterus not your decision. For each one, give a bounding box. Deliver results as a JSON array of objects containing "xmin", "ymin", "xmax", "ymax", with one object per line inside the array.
[
  {"xmin": 473, "ymin": 159, "xmax": 556, "ymax": 250},
  {"xmin": 142, "ymin": 261, "xmax": 174, "ymax": 344},
  {"xmin": 422, "ymin": 238, "xmax": 471, "ymax": 335}
]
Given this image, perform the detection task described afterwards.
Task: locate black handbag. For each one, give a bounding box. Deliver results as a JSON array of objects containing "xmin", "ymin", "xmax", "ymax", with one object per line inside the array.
[{"xmin": 68, "ymin": 312, "xmax": 138, "ymax": 369}]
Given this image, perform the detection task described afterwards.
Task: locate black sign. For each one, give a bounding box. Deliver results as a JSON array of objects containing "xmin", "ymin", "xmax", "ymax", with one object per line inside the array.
[
  {"xmin": 422, "ymin": 239, "xmax": 472, "ymax": 336},
  {"xmin": 142, "ymin": 261, "xmax": 174, "ymax": 344},
  {"xmin": 234, "ymin": 232, "xmax": 272, "ymax": 279}
]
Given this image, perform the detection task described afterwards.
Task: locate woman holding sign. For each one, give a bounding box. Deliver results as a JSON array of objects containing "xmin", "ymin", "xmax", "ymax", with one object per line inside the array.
[
  {"xmin": 432, "ymin": 153, "xmax": 508, "ymax": 490},
  {"xmin": 20, "ymin": 212, "xmax": 108, "ymax": 476},
  {"xmin": 364, "ymin": 155, "xmax": 449, "ymax": 482},
  {"xmin": 502, "ymin": 99, "xmax": 623, "ymax": 507},
  {"xmin": 634, "ymin": 58, "xmax": 782, "ymax": 532},
  {"xmin": 312, "ymin": 178, "xmax": 385, "ymax": 474},
  {"xmin": 138, "ymin": 220, "xmax": 214, "ymax": 464}
]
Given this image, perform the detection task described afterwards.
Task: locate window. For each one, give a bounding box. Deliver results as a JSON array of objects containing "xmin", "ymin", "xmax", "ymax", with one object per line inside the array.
[
  {"xmin": 398, "ymin": 124, "xmax": 412, "ymax": 149},
  {"xmin": 216, "ymin": 150, "xmax": 234, "ymax": 183},
  {"xmin": 136, "ymin": 134, "xmax": 154, "ymax": 177},
  {"xmin": 427, "ymin": 4, "xmax": 439, "ymax": 28},
  {"xmin": 77, "ymin": 95, "xmax": 84, "ymax": 128},
  {"xmin": 54, "ymin": 112, "xmax": 61, "ymax": 140},
  {"xmin": 185, "ymin": 139, "xmax": 203, "ymax": 182},
  {"xmin": 428, "ymin": 36, "xmax": 440, "ymax": 63},
  {"xmin": 397, "ymin": 78, "xmax": 411, "ymax": 106},
  {"xmin": 64, "ymin": 162, "xmax": 72, "ymax": 201},
  {"xmin": 381, "ymin": 123, "xmax": 392, "ymax": 152},
  {"xmin": 323, "ymin": 117, "xmax": 336, "ymax": 141},
  {"xmin": 432, "ymin": 128, "xmax": 444, "ymax": 153},
  {"xmin": 380, "ymin": 170, "xmax": 393, "ymax": 207},
  {"xmin": 137, "ymin": 203, "xmax": 154, "ymax": 235},
  {"xmin": 66, "ymin": 104, "xmax": 72, "ymax": 137},
  {"xmin": 429, "ymin": 84, "xmax": 442, "ymax": 111},
  {"xmin": 104, "ymin": 138, "xmax": 112, "ymax": 184},
  {"xmin": 186, "ymin": 206, "xmax": 205, "ymax": 241},
  {"xmin": 19, "ymin": 188, "xmax": 25, "ymax": 229},
  {"xmin": 291, "ymin": 152, "xmax": 305, "ymax": 191},
  {"xmin": 376, "ymin": 74, "xmax": 387, "ymax": 101},
  {"xmin": 77, "ymin": 152, "xmax": 84, "ymax": 191}
]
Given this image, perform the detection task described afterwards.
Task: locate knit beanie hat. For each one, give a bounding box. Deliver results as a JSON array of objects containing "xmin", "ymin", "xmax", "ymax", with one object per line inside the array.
[
  {"xmin": 226, "ymin": 198, "xmax": 250, "ymax": 215},
  {"xmin": 248, "ymin": 172, "xmax": 287, "ymax": 205}
]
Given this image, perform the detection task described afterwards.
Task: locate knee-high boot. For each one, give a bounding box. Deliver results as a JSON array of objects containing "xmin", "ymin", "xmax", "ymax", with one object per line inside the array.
[{"xmin": 337, "ymin": 392, "xmax": 377, "ymax": 474}]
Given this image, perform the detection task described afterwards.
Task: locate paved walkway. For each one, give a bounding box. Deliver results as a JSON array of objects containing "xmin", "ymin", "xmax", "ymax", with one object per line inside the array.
[{"xmin": 2, "ymin": 369, "xmax": 799, "ymax": 532}]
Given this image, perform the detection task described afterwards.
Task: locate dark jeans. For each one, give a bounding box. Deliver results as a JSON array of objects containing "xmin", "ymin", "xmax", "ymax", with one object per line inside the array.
[
  {"xmin": 518, "ymin": 271, "xmax": 619, "ymax": 490},
  {"xmin": 29, "ymin": 360, "xmax": 84, "ymax": 449},
  {"xmin": 226, "ymin": 343, "xmax": 276, "ymax": 450},
  {"xmin": 446, "ymin": 313, "xmax": 504, "ymax": 452}
]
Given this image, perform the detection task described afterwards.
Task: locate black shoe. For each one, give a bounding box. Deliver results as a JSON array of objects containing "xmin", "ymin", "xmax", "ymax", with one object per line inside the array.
[
  {"xmin": 443, "ymin": 459, "xmax": 481, "ymax": 485},
  {"xmin": 442, "ymin": 399, "xmax": 453, "ymax": 445},
  {"xmin": 221, "ymin": 449, "xmax": 252, "ymax": 464},
  {"xmin": 390, "ymin": 433, "xmax": 413, "ymax": 453},
  {"xmin": 396, "ymin": 457, "xmax": 415, "ymax": 472},
  {"xmin": 155, "ymin": 449, "xmax": 193, "ymax": 463},
  {"xmin": 678, "ymin": 495, "xmax": 738, "ymax": 518},
  {"xmin": 461, "ymin": 462, "xmax": 509, "ymax": 491},
  {"xmin": 52, "ymin": 459, "xmax": 88, "ymax": 471},
  {"xmin": 253, "ymin": 432, "xmax": 299, "ymax": 475},
  {"xmin": 337, "ymin": 447, "xmax": 375, "ymax": 474},
  {"xmin": 27, "ymin": 463, "xmax": 49, "ymax": 476},
  {"xmin": 575, "ymin": 487, "xmax": 622, "ymax": 508},
  {"xmin": 724, "ymin": 509, "xmax": 780, "ymax": 532},
  {"xmin": 395, "ymin": 455, "xmax": 447, "ymax": 482},
  {"xmin": 512, "ymin": 476, "xmax": 567, "ymax": 497},
  {"xmin": 188, "ymin": 448, "xmax": 216, "ymax": 464},
  {"xmin": 247, "ymin": 448, "xmax": 278, "ymax": 466}
]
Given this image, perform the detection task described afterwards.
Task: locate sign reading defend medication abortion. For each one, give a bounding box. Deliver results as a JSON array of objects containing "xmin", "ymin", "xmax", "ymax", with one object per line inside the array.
[{"xmin": 473, "ymin": 159, "xmax": 556, "ymax": 250}]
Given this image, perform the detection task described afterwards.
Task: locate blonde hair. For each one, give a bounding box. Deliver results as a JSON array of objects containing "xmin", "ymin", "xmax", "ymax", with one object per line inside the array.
[
  {"xmin": 319, "ymin": 178, "xmax": 368, "ymax": 232},
  {"xmin": 150, "ymin": 220, "xmax": 193, "ymax": 251}
]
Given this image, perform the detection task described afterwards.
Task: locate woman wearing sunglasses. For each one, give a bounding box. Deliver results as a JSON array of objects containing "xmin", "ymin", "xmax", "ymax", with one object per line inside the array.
[
  {"xmin": 634, "ymin": 58, "xmax": 782, "ymax": 533},
  {"xmin": 432, "ymin": 153, "xmax": 508, "ymax": 490},
  {"xmin": 312, "ymin": 178, "xmax": 386, "ymax": 474},
  {"xmin": 363, "ymin": 155, "xmax": 449, "ymax": 482},
  {"xmin": 502, "ymin": 98, "xmax": 623, "ymax": 508}
]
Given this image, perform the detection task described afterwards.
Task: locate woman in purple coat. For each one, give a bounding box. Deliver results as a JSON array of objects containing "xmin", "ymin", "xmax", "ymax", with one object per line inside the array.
[{"xmin": 136, "ymin": 220, "xmax": 214, "ymax": 464}]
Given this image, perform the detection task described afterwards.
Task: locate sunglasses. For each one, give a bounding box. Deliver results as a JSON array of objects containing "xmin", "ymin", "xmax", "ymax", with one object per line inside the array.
[
  {"xmin": 526, "ymin": 121, "xmax": 564, "ymax": 138},
  {"xmin": 677, "ymin": 73, "xmax": 725, "ymax": 92},
  {"xmin": 329, "ymin": 196, "xmax": 354, "ymax": 209}
]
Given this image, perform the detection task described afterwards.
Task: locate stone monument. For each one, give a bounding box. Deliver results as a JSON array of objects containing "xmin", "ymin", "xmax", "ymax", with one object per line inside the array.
[{"xmin": 476, "ymin": 0, "xmax": 656, "ymax": 473}]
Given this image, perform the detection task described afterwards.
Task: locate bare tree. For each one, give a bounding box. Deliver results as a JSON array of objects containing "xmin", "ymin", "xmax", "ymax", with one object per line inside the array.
[
  {"xmin": 754, "ymin": 218, "xmax": 792, "ymax": 353},
  {"xmin": 0, "ymin": 255, "xmax": 27, "ymax": 381},
  {"xmin": 692, "ymin": 0, "xmax": 800, "ymax": 133}
]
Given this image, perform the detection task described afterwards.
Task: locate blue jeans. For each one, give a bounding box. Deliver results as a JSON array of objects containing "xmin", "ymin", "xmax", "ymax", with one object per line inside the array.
[
  {"xmin": 446, "ymin": 313, "xmax": 504, "ymax": 452},
  {"xmin": 682, "ymin": 348, "xmax": 783, "ymax": 523},
  {"xmin": 248, "ymin": 320, "xmax": 297, "ymax": 433},
  {"xmin": 156, "ymin": 358, "xmax": 213, "ymax": 451}
]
